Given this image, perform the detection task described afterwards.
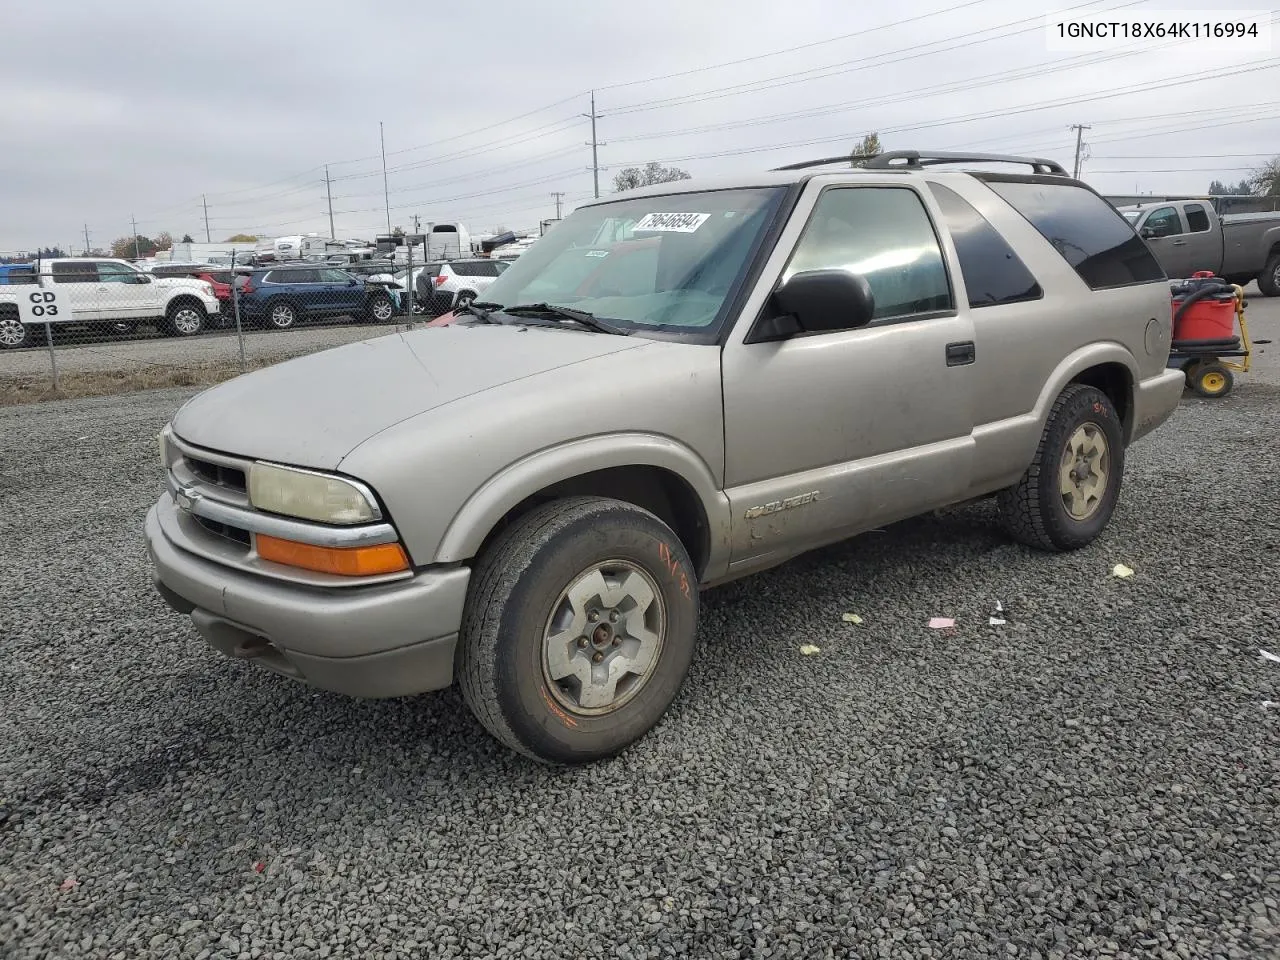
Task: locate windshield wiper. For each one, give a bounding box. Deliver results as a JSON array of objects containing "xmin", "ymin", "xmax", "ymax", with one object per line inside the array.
[
  {"xmin": 453, "ymin": 300, "xmax": 500, "ymax": 323},
  {"xmin": 497, "ymin": 303, "xmax": 630, "ymax": 336}
]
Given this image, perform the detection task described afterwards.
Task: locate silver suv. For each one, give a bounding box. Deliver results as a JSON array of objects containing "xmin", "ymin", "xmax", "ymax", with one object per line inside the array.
[
  {"xmin": 145, "ymin": 151, "xmax": 1185, "ymax": 764},
  {"xmin": 414, "ymin": 258, "xmax": 510, "ymax": 315}
]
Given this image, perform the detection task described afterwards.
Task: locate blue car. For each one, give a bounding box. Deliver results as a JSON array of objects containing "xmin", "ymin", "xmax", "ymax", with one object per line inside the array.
[{"xmin": 234, "ymin": 265, "xmax": 397, "ymax": 330}]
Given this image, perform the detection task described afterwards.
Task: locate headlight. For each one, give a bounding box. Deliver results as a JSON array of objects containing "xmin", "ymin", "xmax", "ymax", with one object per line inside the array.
[
  {"xmin": 202, "ymin": 282, "xmax": 214, "ymax": 296},
  {"xmin": 248, "ymin": 462, "xmax": 379, "ymax": 525}
]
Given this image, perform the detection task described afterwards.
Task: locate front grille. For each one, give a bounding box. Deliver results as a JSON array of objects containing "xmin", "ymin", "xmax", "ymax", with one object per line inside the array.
[
  {"xmin": 195, "ymin": 515, "xmax": 252, "ymax": 547},
  {"xmin": 185, "ymin": 455, "xmax": 247, "ymax": 493}
]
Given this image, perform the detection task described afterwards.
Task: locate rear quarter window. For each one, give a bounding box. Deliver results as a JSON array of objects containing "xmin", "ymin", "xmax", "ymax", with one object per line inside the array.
[
  {"xmin": 927, "ymin": 183, "xmax": 1043, "ymax": 308},
  {"xmin": 981, "ymin": 177, "xmax": 1166, "ymax": 289}
]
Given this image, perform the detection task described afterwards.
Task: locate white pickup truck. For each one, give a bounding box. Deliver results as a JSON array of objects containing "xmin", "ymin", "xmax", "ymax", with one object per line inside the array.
[{"xmin": 0, "ymin": 258, "xmax": 221, "ymax": 349}]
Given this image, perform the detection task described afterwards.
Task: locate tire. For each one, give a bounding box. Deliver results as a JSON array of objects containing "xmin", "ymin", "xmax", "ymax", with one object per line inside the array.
[
  {"xmin": 100, "ymin": 320, "xmax": 138, "ymax": 337},
  {"xmin": 1258, "ymin": 254, "xmax": 1280, "ymax": 297},
  {"xmin": 1188, "ymin": 360, "xmax": 1234, "ymax": 398},
  {"xmin": 997, "ymin": 383, "xmax": 1125, "ymax": 552},
  {"xmin": 0, "ymin": 309, "xmax": 30, "ymax": 349},
  {"xmin": 364, "ymin": 293, "xmax": 394, "ymax": 323},
  {"xmin": 165, "ymin": 300, "xmax": 206, "ymax": 337},
  {"xmin": 454, "ymin": 290, "xmax": 476, "ymax": 308},
  {"xmin": 457, "ymin": 496, "xmax": 699, "ymax": 765},
  {"xmin": 265, "ymin": 299, "xmax": 299, "ymax": 330}
]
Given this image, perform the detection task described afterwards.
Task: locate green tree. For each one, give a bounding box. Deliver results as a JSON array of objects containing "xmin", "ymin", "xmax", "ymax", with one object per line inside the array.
[
  {"xmin": 224, "ymin": 233, "xmax": 259, "ymax": 242},
  {"xmin": 111, "ymin": 235, "xmax": 157, "ymax": 258},
  {"xmin": 180, "ymin": 233, "xmax": 194, "ymax": 244},
  {"xmin": 1208, "ymin": 179, "xmax": 1254, "ymax": 195},
  {"xmin": 613, "ymin": 162, "xmax": 692, "ymax": 192},
  {"xmin": 850, "ymin": 132, "xmax": 882, "ymax": 167}
]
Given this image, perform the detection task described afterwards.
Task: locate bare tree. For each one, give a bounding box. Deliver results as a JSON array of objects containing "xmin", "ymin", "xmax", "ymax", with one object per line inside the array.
[
  {"xmin": 154, "ymin": 231, "xmax": 173, "ymax": 252},
  {"xmin": 613, "ymin": 162, "xmax": 692, "ymax": 192},
  {"xmin": 1250, "ymin": 156, "xmax": 1280, "ymax": 197}
]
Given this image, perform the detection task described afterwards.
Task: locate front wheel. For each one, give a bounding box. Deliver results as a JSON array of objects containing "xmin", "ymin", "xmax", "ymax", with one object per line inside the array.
[
  {"xmin": 457, "ymin": 496, "xmax": 699, "ymax": 765},
  {"xmin": 266, "ymin": 300, "xmax": 299, "ymax": 330},
  {"xmin": 0, "ymin": 310, "xmax": 31, "ymax": 349},
  {"xmin": 1257, "ymin": 254, "xmax": 1280, "ymax": 297},
  {"xmin": 166, "ymin": 302, "xmax": 206, "ymax": 337},
  {"xmin": 997, "ymin": 383, "xmax": 1125, "ymax": 552},
  {"xmin": 453, "ymin": 290, "xmax": 476, "ymax": 309}
]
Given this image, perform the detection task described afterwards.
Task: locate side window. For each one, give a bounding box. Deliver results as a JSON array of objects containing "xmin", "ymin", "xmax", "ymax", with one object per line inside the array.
[
  {"xmin": 52, "ymin": 261, "xmax": 98, "ymax": 283},
  {"xmin": 319, "ymin": 268, "xmax": 352, "ymax": 282},
  {"xmin": 1184, "ymin": 203, "xmax": 1211, "ymax": 233},
  {"xmin": 926, "ymin": 183, "xmax": 1042, "ymax": 308},
  {"xmin": 97, "ymin": 262, "xmax": 140, "ymax": 283},
  {"xmin": 984, "ymin": 179, "xmax": 1166, "ymax": 289},
  {"xmin": 292, "ymin": 269, "xmax": 320, "ymax": 284},
  {"xmin": 785, "ymin": 186, "xmax": 953, "ymax": 321},
  {"xmin": 1143, "ymin": 206, "xmax": 1183, "ymax": 238}
]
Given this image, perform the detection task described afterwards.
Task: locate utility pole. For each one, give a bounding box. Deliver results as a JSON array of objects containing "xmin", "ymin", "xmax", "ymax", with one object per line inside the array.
[
  {"xmin": 325, "ymin": 165, "xmax": 335, "ymax": 240},
  {"xmin": 131, "ymin": 214, "xmax": 140, "ymax": 259},
  {"xmin": 412, "ymin": 214, "xmax": 420, "ymax": 233},
  {"xmin": 583, "ymin": 91, "xmax": 605, "ymax": 199},
  {"xmin": 202, "ymin": 195, "xmax": 211, "ymax": 243},
  {"xmin": 380, "ymin": 121, "xmax": 391, "ymax": 234},
  {"xmin": 551, "ymin": 192, "xmax": 564, "ymax": 219},
  {"xmin": 1071, "ymin": 124, "xmax": 1092, "ymax": 179},
  {"xmin": 83, "ymin": 223, "xmax": 90, "ymax": 256}
]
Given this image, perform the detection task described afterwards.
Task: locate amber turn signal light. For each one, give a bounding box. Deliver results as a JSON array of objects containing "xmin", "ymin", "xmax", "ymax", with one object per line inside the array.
[{"xmin": 256, "ymin": 534, "xmax": 410, "ymax": 577}]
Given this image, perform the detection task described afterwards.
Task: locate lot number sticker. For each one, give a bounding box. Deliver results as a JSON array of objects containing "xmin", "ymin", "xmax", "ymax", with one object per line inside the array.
[
  {"xmin": 633, "ymin": 212, "xmax": 710, "ymax": 233},
  {"xmin": 17, "ymin": 288, "xmax": 70, "ymax": 325}
]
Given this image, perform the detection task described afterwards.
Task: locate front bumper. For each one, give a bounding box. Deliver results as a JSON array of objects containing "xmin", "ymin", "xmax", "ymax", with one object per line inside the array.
[
  {"xmin": 1130, "ymin": 367, "xmax": 1186, "ymax": 444},
  {"xmin": 144, "ymin": 496, "xmax": 470, "ymax": 698}
]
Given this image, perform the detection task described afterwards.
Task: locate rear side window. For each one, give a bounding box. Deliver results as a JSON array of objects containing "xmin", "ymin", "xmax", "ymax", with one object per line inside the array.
[
  {"xmin": 52, "ymin": 261, "xmax": 98, "ymax": 283},
  {"xmin": 927, "ymin": 183, "xmax": 1042, "ymax": 308},
  {"xmin": 2, "ymin": 267, "xmax": 36, "ymax": 284},
  {"xmin": 983, "ymin": 178, "xmax": 1165, "ymax": 289},
  {"xmin": 1184, "ymin": 203, "xmax": 1211, "ymax": 232},
  {"xmin": 450, "ymin": 261, "xmax": 501, "ymax": 277}
]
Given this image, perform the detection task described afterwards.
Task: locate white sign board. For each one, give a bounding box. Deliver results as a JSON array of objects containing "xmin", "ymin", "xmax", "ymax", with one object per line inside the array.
[
  {"xmin": 632, "ymin": 212, "xmax": 710, "ymax": 234},
  {"xmin": 17, "ymin": 287, "xmax": 72, "ymax": 326}
]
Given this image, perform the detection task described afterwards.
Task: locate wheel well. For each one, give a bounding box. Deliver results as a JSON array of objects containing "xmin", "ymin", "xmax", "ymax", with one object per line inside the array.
[
  {"xmin": 1267, "ymin": 241, "xmax": 1280, "ymax": 261},
  {"xmin": 167, "ymin": 294, "xmax": 205, "ymax": 315},
  {"xmin": 1070, "ymin": 362, "xmax": 1132, "ymax": 435},
  {"xmin": 476, "ymin": 466, "xmax": 711, "ymax": 578}
]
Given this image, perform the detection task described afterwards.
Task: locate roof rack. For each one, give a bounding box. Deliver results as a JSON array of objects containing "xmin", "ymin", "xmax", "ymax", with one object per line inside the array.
[{"xmin": 773, "ymin": 150, "xmax": 1068, "ymax": 176}]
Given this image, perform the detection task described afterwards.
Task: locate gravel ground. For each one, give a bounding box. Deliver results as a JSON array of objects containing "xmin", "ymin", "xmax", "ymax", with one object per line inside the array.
[
  {"xmin": 0, "ymin": 320, "xmax": 413, "ymax": 378},
  {"xmin": 1, "ymin": 312, "xmax": 1278, "ymax": 959}
]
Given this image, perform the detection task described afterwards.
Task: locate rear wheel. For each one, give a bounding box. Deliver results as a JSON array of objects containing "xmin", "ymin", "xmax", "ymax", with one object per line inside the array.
[
  {"xmin": 364, "ymin": 293, "xmax": 394, "ymax": 323},
  {"xmin": 266, "ymin": 299, "xmax": 299, "ymax": 330},
  {"xmin": 1259, "ymin": 254, "xmax": 1280, "ymax": 297},
  {"xmin": 457, "ymin": 496, "xmax": 699, "ymax": 764},
  {"xmin": 454, "ymin": 290, "xmax": 477, "ymax": 309},
  {"xmin": 997, "ymin": 383, "xmax": 1125, "ymax": 552},
  {"xmin": 0, "ymin": 309, "xmax": 30, "ymax": 349}
]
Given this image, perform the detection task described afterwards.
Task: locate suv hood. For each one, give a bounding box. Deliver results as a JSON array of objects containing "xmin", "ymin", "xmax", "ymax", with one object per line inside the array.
[
  {"xmin": 170, "ymin": 325, "xmax": 644, "ymax": 469},
  {"xmin": 154, "ymin": 277, "xmax": 210, "ymax": 291}
]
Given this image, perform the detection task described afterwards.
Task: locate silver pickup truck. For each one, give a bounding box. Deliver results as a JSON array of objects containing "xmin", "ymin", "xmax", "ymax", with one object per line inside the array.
[
  {"xmin": 1118, "ymin": 199, "xmax": 1280, "ymax": 295},
  {"xmin": 146, "ymin": 151, "xmax": 1185, "ymax": 764}
]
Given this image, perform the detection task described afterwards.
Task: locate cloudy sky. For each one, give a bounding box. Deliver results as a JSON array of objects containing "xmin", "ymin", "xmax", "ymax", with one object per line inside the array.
[{"xmin": 2, "ymin": 0, "xmax": 1276, "ymax": 253}]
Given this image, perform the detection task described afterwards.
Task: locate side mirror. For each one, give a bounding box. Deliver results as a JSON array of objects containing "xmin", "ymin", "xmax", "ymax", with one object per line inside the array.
[
  {"xmin": 753, "ymin": 269, "xmax": 875, "ymax": 341},
  {"xmin": 135, "ymin": 273, "xmax": 152, "ymax": 283},
  {"xmin": 1139, "ymin": 226, "xmax": 1155, "ymax": 239}
]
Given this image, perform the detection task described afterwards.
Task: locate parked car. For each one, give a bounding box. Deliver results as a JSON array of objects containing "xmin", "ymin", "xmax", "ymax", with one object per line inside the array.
[
  {"xmin": 146, "ymin": 150, "xmax": 1185, "ymax": 764},
  {"xmin": 1118, "ymin": 200, "xmax": 1280, "ymax": 294},
  {"xmin": 0, "ymin": 257, "xmax": 219, "ymax": 348},
  {"xmin": 147, "ymin": 263, "xmax": 237, "ymax": 322},
  {"xmin": 413, "ymin": 258, "xmax": 511, "ymax": 315},
  {"xmin": 232, "ymin": 264, "xmax": 396, "ymax": 329}
]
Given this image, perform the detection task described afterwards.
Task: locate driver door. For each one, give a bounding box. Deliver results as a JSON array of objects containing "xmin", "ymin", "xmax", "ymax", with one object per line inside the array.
[
  {"xmin": 1137, "ymin": 206, "xmax": 1195, "ymax": 278},
  {"xmin": 94, "ymin": 261, "xmax": 161, "ymax": 319},
  {"xmin": 720, "ymin": 180, "xmax": 978, "ymax": 572}
]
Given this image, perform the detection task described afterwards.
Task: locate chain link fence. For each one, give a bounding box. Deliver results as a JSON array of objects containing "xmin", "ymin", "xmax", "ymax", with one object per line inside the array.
[{"xmin": 0, "ymin": 248, "xmax": 453, "ymax": 405}]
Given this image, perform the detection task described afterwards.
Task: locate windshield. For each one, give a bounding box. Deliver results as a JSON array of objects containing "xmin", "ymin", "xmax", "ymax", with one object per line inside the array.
[{"xmin": 474, "ymin": 187, "xmax": 785, "ymax": 339}]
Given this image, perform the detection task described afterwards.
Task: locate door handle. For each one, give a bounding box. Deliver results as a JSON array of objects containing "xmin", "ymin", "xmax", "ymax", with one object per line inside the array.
[
  {"xmin": 1171, "ymin": 240, "xmax": 1187, "ymax": 246},
  {"xmin": 945, "ymin": 341, "xmax": 976, "ymax": 366}
]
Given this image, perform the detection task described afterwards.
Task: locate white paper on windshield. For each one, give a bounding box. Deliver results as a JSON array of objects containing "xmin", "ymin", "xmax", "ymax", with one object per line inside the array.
[
  {"xmin": 633, "ymin": 212, "xmax": 710, "ymax": 233},
  {"xmin": 585, "ymin": 249, "xmax": 610, "ymax": 258}
]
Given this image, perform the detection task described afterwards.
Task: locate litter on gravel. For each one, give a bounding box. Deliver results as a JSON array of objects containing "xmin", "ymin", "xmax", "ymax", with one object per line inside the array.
[
  {"xmin": 841, "ymin": 613, "xmax": 863, "ymax": 624},
  {"xmin": 799, "ymin": 644, "xmax": 821, "ymax": 656},
  {"xmin": 1260, "ymin": 649, "xmax": 1280, "ymax": 664},
  {"xmin": 928, "ymin": 617, "xmax": 956, "ymax": 629},
  {"xmin": 1112, "ymin": 563, "xmax": 1135, "ymax": 578},
  {"xmin": 989, "ymin": 600, "xmax": 1006, "ymax": 626}
]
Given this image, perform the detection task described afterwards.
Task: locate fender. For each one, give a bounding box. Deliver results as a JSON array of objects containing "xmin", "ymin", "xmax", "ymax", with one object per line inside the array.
[
  {"xmin": 1034, "ymin": 341, "xmax": 1138, "ymax": 442},
  {"xmin": 434, "ymin": 432, "xmax": 732, "ymax": 576}
]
